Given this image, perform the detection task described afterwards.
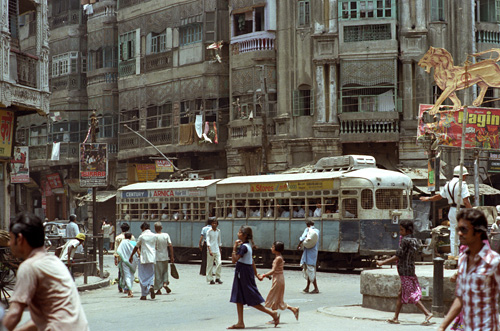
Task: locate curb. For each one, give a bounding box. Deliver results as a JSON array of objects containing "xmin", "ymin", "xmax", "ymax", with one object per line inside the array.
[
  {"xmin": 317, "ymin": 306, "xmax": 386, "ymax": 323},
  {"xmin": 77, "ymin": 278, "xmax": 110, "ymax": 292}
]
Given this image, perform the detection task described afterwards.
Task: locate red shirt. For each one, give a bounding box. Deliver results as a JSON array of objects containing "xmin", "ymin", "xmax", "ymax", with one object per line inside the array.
[{"xmin": 457, "ymin": 244, "xmax": 500, "ymax": 331}]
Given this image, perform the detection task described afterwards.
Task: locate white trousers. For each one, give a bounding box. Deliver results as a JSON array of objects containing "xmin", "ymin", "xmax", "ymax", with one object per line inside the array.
[
  {"xmin": 206, "ymin": 250, "xmax": 221, "ymax": 282},
  {"xmin": 449, "ymin": 207, "xmax": 458, "ymax": 257}
]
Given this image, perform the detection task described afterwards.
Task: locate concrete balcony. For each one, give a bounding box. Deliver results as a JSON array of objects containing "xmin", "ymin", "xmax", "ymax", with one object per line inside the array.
[
  {"xmin": 228, "ymin": 118, "xmax": 275, "ymax": 149},
  {"xmin": 338, "ymin": 111, "xmax": 400, "ymax": 143},
  {"xmin": 142, "ymin": 51, "xmax": 173, "ymax": 73},
  {"xmin": 476, "ymin": 22, "xmax": 500, "ymax": 52},
  {"xmin": 231, "ymin": 31, "xmax": 276, "ymax": 64}
]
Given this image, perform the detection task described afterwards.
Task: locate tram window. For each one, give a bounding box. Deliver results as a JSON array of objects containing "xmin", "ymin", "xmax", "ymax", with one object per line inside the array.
[
  {"xmin": 361, "ymin": 189, "xmax": 373, "ymax": 209},
  {"xmin": 208, "ymin": 203, "xmax": 216, "ymax": 219},
  {"xmin": 149, "ymin": 203, "xmax": 159, "ymax": 220},
  {"xmin": 291, "ymin": 199, "xmax": 305, "ymax": 218},
  {"xmin": 226, "ymin": 201, "xmax": 234, "ymax": 218},
  {"xmin": 249, "ymin": 200, "xmax": 261, "ymax": 218},
  {"xmin": 192, "ymin": 202, "xmax": 199, "ymax": 220},
  {"xmin": 181, "ymin": 203, "xmax": 191, "ymax": 220},
  {"xmin": 171, "ymin": 203, "xmax": 180, "ymax": 220},
  {"xmin": 160, "ymin": 204, "xmax": 169, "ymax": 220},
  {"xmin": 130, "ymin": 204, "xmax": 139, "ymax": 219},
  {"xmin": 235, "ymin": 201, "xmax": 246, "ymax": 218},
  {"xmin": 324, "ymin": 198, "xmax": 339, "ymax": 214},
  {"xmin": 263, "ymin": 199, "xmax": 275, "ymax": 218},
  {"xmin": 277, "ymin": 199, "xmax": 290, "ymax": 218},
  {"xmin": 307, "ymin": 199, "xmax": 322, "ymax": 218},
  {"xmin": 375, "ymin": 189, "xmax": 407, "ymax": 209},
  {"xmin": 342, "ymin": 198, "xmax": 358, "ymax": 218}
]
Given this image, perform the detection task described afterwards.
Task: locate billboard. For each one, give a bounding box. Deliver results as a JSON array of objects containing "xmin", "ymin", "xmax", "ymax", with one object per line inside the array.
[
  {"xmin": 10, "ymin": 146, "xmax": 29, "ymax": 183},
  {"xmin": 418, "ymin": 104, "xmax": 500, "ymax": 149},
  {"xmin": 80, "ymin": 143, "xmax": 108, "ymax": 187},
  {"xmin": 0, "ymin": 110, "xmax": 14, "ymax": 157}
]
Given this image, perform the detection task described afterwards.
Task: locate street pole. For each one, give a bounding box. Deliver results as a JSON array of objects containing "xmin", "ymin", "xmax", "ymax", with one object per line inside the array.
[
  {"xmin": 474, "ymin": 149, "xmax": 480, "ymax": 206},
  {"xmin": 259, "ymin": 65, "xmax": 269, "ymax": 174}
]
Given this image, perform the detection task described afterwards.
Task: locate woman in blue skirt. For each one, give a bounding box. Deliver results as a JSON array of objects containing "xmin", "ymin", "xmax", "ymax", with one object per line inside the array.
[{"xmin": 228, "ymin": 226, "xmax": 280, "ymax": 329}]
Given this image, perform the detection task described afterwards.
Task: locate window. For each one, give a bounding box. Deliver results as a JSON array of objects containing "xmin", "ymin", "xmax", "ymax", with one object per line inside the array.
[
  {"xmin": 52, "ymin": 52, "xmax": 78, "ymax": 77},
  {"xmin": 151, "ymin": 32, "xmax": 168, "ymax": 54},
  {"xmin": 146, "ymin": 103, "xmax": 172, "ymax": 129},
  {"xmin": 298, "ymin": 1, "xmax": 311, "ymax": 27},
  {"xmin": 430, "ymin": 0, "xmax": 444, "ymax": 22},
  {"xmin": 29, "ymin": 124, "xmax": 47, "ymax": 146},
  {"xmin": 180, "ymin": 24, "xmax": 202, "ymax": 46},
  {"xmin": 376, "ymin": 189, "xmax": 408, "ymax": 209},
  {"xmin": 98, "ymin": 115, "xmax": 118, "ymax": 138},
  {"xmin": 293, "ymin": 88, "xmax": 314, "ymax": 116},
  {"xmin": 233, "ymin": 6, "xmax": 266, "ymax": 36},
  {"xmin": 344, "ymin": 24, "xmax": 391, "ymax": 42},
  {"xmin": 120, "ymin": 109, "xmax": 139, "ymax": 132},
  {"xmin": 480, "ymin": 0, "xmax": 500, "ymax": 23},
  {"xmin": 340, "ymin": 87, "xmax": 395, "ymax": 113},
  {"xmin": 342, "ymin": 198, "xmax": 358, "ymax": 218},
  {"xmin": 119, "ymin": 31, "xmax": 136, "ymax": 61},
  {"xmin": 361, "ymin": 189, "xmax": 373, "ymax": 209},
  {"xmin": 339, "ymin": 0, "xmax": 394, "ymax": 20}
]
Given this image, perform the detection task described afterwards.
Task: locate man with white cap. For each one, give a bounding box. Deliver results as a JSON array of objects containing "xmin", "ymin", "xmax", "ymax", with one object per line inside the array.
[{"xmin": 420, "ymin": 165, "xmax": 472, "ymax": 257}]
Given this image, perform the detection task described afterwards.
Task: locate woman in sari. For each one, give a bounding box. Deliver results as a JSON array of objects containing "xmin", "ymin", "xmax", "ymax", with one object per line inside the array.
[{"xmin": 117, "ymin": 233, "xmax": 138, "ymax": 297}]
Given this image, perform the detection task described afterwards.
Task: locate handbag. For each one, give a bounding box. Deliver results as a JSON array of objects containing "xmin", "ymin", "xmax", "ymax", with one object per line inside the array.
[
  {"xmin": 170, "ymin": 263, "xmax": 179, "ymax": 279},
  {"xmin": 303, "ymin": 228, "xmax": 318, "ymax": 249}
]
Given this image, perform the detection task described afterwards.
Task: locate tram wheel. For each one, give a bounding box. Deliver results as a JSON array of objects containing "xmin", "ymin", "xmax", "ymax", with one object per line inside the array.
[{"xmin": 0, "ymin": 268, "xmax": 15, "ymax": 308}]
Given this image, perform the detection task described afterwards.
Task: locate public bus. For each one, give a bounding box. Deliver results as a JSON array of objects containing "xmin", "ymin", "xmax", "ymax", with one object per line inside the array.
[{"xmin": 116, "ymin": 155, "xmax": 414, "ymax": 268}]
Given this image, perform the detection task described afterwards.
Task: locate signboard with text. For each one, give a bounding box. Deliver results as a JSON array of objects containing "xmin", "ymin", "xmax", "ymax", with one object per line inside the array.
[
  {"xmin": 155, "ymin": 160, "xmax": 174, "ymax": 172},
  {"xmin": 0, "ymin": 110, "xmax": 14, "ymax": 157},
  {"xmin": 488, "ymin": 151, "xmax": 500, "ymax": 173},
  {"xmin": 10, "ymin": 146, "xmax": 29, "ymax": 183},
  {"xmin": 250, "ymin": 180, "xmax": 333, "ymax": 193},
  {"xmin": 80, "ymin": 143, "xmax": 108, "ymax": 187},
  {"xmin": 418, "ymin": 104, "xmax": 500, "ymax": 149},
  {"xmin": 136, "ymin": 164, "xmax": 158, "ymax": 182}
]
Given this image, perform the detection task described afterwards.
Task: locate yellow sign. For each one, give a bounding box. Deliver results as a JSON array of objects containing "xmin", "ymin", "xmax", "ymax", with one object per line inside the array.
[
  {"xmin": 0, "ymin": 110, "xmax": 14, "ymax": 157},
  {"xmin": 136, "ymin": 164, "xmax": 158, "ymax": 182},
  {"xmin": 155, "ymin": 160, "xmax": 174, "ymax": 172},
  {"xmin": 250, "ymin": 180, "xmax": 333, "ymax": 193}
]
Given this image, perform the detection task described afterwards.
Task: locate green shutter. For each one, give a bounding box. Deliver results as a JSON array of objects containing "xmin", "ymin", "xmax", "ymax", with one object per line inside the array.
[{"xmin": 293, "ymin": 90, "xmax": 300, "ymax": 116}]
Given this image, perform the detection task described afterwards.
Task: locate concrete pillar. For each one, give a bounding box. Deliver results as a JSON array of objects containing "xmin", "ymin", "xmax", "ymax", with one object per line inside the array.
[
  {"xmin": 328, "ymin": 0, "xmax": 337, "ymax": 33},
  {"xmin": 402, "ymin": 61, "xmax": 413, "ymax": 121},
  {"xmin": 400, "ymin": 0, "xmax": 411, "ymax": 32},
  {"xmin": 315, "ymin": 65, "xmax": 326, "ymax": 123},
  {"xmin": 432, "ymin": 257, "xmax": 445, "ymax": 317},
  {"xmin": 415, "ymin": 0, "xmax": 426, "ymax": 30},
  {"xmin": 329, "ymin": 63, "xmax": 338, "ymax": 124}
]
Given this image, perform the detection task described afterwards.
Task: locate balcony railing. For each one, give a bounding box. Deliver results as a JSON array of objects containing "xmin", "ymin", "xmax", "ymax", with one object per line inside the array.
[
  {"xmin": 142, "ymin": 51, "xmax": 172, "ymax": 73},
  {"xmin": 476, "ymin": 29, "xmax": 500, "ymax": 45},
  {"xmin": 340, "ymin": 118, "xmax": 399, "ymax": 134},
  {"xmin": 87, "ymin": 73, "xmax": 118, "ymax": 86},
  {"xmin": 231, "ymin": 31, "xmax": 276, "ymax": 55},
  {"xmin": 12, "ymin": 50, "xmax": 37, "ymax": 88},
  {"xmin": 338, "ymin": 112, "xmax": 400, "ymax": 142},
  {"xmin": 118, "ymin": 59, "xmax": 136, "ymax": 77},
  {"xmin": 145, "ymin": 128, "xmax": 173, "ymax": 146}
]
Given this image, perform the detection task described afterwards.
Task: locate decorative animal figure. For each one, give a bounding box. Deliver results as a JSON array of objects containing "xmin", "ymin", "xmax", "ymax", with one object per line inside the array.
[{"xmin": 418, "ymin": 47, "xmax": 500, "ymax": 115}]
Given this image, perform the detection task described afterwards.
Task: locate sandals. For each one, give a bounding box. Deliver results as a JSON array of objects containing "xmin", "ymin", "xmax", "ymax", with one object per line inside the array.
[
  {"xmin": 422, "ymin": 314, "xmax": 434, "ymax": 325},
  {"xmin": 293, "ymin": 307, "xmax": 300, "ymax": 321},
  {"xmin": 310, "ymin": 289, "xmax": 319, "ymax": 294},
  {"xmin": 387, "ymin": 319, "xmax": 400, "ymax": 324},
  {"xmin": 227, "ymin": 324, "xmax": 245, "ymax": 329},
  {"xmin": 302, "ymin": 288, "xmax": 309, "ymax": 293},
  {"xmin": 273, "ymin": 312, "xmax": 280, "ymax": 328}
]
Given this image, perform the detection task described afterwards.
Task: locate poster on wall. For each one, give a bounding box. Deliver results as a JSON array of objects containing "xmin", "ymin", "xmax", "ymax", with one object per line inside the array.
[
  {"xmin": 0, "ymin": 110, "xmax": 14, "ymax": 157},
  {"xmin": 10, "ymin": 146, "xmax": 29, "ymax": 183},
  {"xmin": 155, "ymin": 160, "xmax": 174, "ymax": 172},
  {"xmin": 136, "ymin": 164, "xmax": 158, "ymax": 182},
  {"xmin": 418, "ymin": 104, "xmax": 500, "ymax": 149},
  {"xmin": 79, "ymin": 143, "xmax": 108, "ymax": 187}
]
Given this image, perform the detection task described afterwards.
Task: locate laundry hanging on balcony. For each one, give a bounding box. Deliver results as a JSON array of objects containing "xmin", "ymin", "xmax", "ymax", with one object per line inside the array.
[
  {"xmin": 195, "ymin": 115, "xmax": 203, "ymax": 139},
  {"xmin": 51, "ymin": 142, "xmax": 60, "ymax": 161}
]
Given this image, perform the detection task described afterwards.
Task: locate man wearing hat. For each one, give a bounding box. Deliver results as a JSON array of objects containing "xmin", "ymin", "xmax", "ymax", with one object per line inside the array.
[
  {"xmin": 420, "ymin": 165, "xmax": 472, "ymax": 257},
  {"xmin": 59, "ymin": 233, "xmax": 86, "ymax": 269}
]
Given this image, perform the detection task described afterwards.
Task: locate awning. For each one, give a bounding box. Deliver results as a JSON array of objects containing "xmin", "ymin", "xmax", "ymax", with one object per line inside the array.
[
  {"xmin": 415, "ymin": 184, "xmax": 500, "ymax": 196},
  {"xmin": 82, "ymin": 191, "xmax": 116, "ymax": 203}
]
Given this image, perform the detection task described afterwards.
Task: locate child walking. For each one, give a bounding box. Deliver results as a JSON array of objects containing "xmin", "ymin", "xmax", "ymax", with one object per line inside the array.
[
  {"xmin": 258, "ymin": 241, "xmax": 299, "ymax": 321},
  {"xmin": 376, "ymin": 220, "xmax": 433, "ymax": 325},
  {"xmin": 228, "ymin": 226, "xmax": 280, "ymax": 329}
]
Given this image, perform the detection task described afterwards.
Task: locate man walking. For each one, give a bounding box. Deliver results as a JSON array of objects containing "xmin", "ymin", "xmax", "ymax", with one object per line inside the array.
[
  {"xmin": 154, "ymin": 222, "xmax": 174, "ymax": 295},
  {"xmin": 199, "ymin": 219, "xmax": 211, "ymax": 276},
  {"xmin": 3, "ymin": 212, "xmax": 88, "ymax": 330},
  {"xmin": 420, "ymin": 165, "xmax": 471, "ymax": 257},
  {"xmin": 206, "ymin": 219, "xmax": 222, "ymax": 284},
  {"xmin": 130, "ymin": 222, "xmax": 157, "ymax": 300},
  {"xmin": 438, "ymin": 209, "xmax": 500, "ymax": 331},
  {"xmin": 297, "ymin": 220, "xmax": 320, "ymax": 293},
  {"xmin": 114, "ymin": 222, "xmax": 135, "ymax": 293}
]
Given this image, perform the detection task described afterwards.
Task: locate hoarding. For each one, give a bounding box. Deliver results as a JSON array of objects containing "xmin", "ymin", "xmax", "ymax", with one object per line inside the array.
[
  {"xmin": 10, "ymin": 146, "xmax": 29, "ymax": 183},
  {"xmin": 80, "ymin": 143, "xmax": 108, "ymax": 187},
  {"xmin": 0, "ymin": 110, "xmax": 14, "ymax": 157},
  {"xmin": 418, "ymin": 104, "xmax": 500, "ymax": 149},
  {"xmin": 155, "ymin": 159, "xmax": 174, "ymax": 172}
]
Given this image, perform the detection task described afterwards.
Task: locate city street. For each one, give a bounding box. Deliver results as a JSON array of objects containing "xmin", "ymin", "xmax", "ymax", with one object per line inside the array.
[{"xmin": 69, "ymin": 256, "xmax": 442, "ymax": 330}]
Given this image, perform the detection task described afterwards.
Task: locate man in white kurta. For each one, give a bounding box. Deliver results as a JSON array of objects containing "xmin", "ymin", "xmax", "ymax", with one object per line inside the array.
[
  {"xmin": 206, "ymin": 220, "xmax": 222, "ymax": 284},
  {"xmin": 130, "ymin": 222, "xmax": 157, "ymax": 300}
]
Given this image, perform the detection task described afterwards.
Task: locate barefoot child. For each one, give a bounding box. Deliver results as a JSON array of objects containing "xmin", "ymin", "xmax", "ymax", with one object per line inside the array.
[
  {"xmin": 228, "ymin": 226, "xmax": 279, "ymax": 329},
  {"xmin": 258, "ymin": 241, "xmax": 299, "ymax": 321},
  {"xmin": 376, "ymin": 220, "xmax": 433, "ymax": 325}
]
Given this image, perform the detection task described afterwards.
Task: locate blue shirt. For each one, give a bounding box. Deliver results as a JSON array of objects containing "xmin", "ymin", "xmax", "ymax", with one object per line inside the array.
[
  {"xmin": 300, "ymin": 226, "xmax": 319, "ymax": 266},
  {"xmin": 200, "ymin": 225, "xmax": 211, "ymax": 242}
]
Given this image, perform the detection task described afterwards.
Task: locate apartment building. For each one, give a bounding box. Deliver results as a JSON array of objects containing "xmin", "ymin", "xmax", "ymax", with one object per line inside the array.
[{"xmin": 0, "ymin": 0, "xmax": 49, "ymax": 227}]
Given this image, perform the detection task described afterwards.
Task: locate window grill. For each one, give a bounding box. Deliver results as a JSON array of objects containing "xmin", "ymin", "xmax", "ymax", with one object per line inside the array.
[
  {"xmin": 375, "ymin": 189, "xmax": 408, "ymax": 209},
  {"xmin": 344, "ymin": 24, "xmax": 391, "ymax": 42},
  {"xmin": 361, "ymin": 189, "xmax": 373, "ymax": 209}
]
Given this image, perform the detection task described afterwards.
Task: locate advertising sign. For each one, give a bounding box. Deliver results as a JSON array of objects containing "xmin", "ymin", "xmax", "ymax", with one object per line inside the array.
[
  {"xmin": 250, "ymin": 180, "xmax": 333, "ymax": 193},
  {"xmin": 488, "ymin": 151, "xmax": 500, "ymax": 173},
  {"xmin": 418, "ymin": 104, "xmax": 500, "ymax": 149},
  {"xmin": 0, "ymin": 110, "xmax": 14, "ymax": 157},
  {"xmin": 121, "ymin": 190, "xmax": 148, "ymax": 199},
  {"xmin": 136, "ymin": 164, "xmax": 157, "ymax": 182},
  {"xmin": 151, "ymin": 189, "xmax": 203, "ymax": 197},
  {"xmin": 80, "ymin": 143, "xmax": 108, "ymax": 187},
  {"xmin": 10, "ymin": 146, "xmax": 29, "ymax": 183},
  {"xmin": 46, "ymin": 173, "xmax": 63, "ymax": 189},
  {"xmin": 155, "ymin": 160, "xmax": 174, "ymax": 172}
]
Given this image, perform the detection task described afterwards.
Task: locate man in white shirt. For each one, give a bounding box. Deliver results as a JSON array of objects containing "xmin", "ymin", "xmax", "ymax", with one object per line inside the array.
[
  {"xmin": 153, "ymin": 222, "xmax": 174, "ymax": 295},
  {"xmin": 66, "ymin": 214, "xmax": 83, "ymax": 254},
  {"xmin": 101, "ymin": 219, "xmax": 111, "ymax": 253},
  {"xmin": 59, "ymin": 233, "xmax": 85, "ymax": 270},
  {"xmin": 199, "ymin": 220, "xmax": 212, "ymax": 276},
  {"xmin": 313, "ymin": 202, "xmax": 322, "ymax": 218},
  {"xmin": 293, "ymin": 205, "xmax": 306, "ymax": 218},
  {"xmin": 130, "ymin": 222, "xmax": 157, "ymax": 300},
  {"xmin": 420, "ymin": 165, "xmax": 472, "ymax": 256},
  {"xmin": 206, "ymin": 219, "xmax": 222, "ymax": 284}
]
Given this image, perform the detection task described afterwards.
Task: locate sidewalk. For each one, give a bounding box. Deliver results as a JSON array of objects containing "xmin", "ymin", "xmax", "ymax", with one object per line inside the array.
[
  {"xmin": 319, "ymin": 305, "xmax": 444, "ymax": 326},
  {"xmin": 74, "ymin": 252, "xmax": 115, "ymax": 292}
]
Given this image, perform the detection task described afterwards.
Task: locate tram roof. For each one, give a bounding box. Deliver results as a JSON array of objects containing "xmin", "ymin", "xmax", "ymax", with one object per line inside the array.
[
  {"xmin": 218, "ymin": 168, "xmax": 410, "ymax": 185},
  {"xmin": 118, "ymin": 179, "xmax": 220, "ymax": 191}
]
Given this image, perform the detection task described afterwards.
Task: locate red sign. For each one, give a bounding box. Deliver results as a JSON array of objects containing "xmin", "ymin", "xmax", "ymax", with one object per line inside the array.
[
  {"xmin": 42, "ymin": 180, "xmax": 52, "ymax": 197},
  {"xmin": 46, "ymin": 173, "xmax": 63, "ymax": 189},
  {"xmin": 418, "ymin": 104, "xmax": 500, "ymax": 149}
]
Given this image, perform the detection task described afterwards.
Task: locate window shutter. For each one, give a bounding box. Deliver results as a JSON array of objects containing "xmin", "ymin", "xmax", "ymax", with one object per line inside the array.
[
  {"xmin": 310, "ymin": 89, "xmax": 315, "ymax": 115},
  {"xmin": 293, "ymin": 90, "xmax": 300, "ymax": 116},
  {"xmin": 205, "ymin": 11, "xmax": 216, "ymax": 42},
  {"xmin": 146, "ymin": 33, "xmax": 152, "ymax": 55}
]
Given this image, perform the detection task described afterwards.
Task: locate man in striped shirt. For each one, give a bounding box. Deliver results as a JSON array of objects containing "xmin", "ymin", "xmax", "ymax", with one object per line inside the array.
[{"xmin": 438, "ymin": 209, "xmax": 500, "ymax": 331}]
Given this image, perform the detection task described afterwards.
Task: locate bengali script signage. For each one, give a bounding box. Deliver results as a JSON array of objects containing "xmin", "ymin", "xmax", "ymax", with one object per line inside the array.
[
  {"xmin": 0, "ymin": 110, "xmax": 14, "ymax": 157},
  {"xmin": 250, "ymin": 180, "xmax": 333, "ymax": 193},
  {"xmin": 80, "ymin": 143, "xmax": 108, "ymax": 187},
  {"xmin": 418, "ymin": 104, "xmax": 500, "ymax": 149}
]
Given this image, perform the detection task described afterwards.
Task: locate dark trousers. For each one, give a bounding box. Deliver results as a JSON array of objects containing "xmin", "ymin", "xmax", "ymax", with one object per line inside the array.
[
  {"xmin": 118, "ymin": 269, "xmax": 122, "ymax": 291},
  {"xmin": 200, "ymin": 242, "xmax": 207, "ymax": 276}
]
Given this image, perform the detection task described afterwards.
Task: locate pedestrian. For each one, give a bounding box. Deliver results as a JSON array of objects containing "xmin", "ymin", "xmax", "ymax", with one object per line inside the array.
[
  {"xmin": 206, "ymin": 219, "xmax": 223, "ymax": 285},
  {"xmin": 117, "ymin": 232, "xmax": 138, "ymax": 298},
  {"xmin": 490, "ymin": 212, "xmax": 500, "ymax": 254},
  {"xmin": 59, "ymin": 233, "xmax": 86, "ymax": 269},
  {"xmin": 114, "ymin": 223, "xmax": 135, "ymax": 293},
  {"xmin": 228, "ymin": 225, "xmax": 279, "ymax": 329},
  {"xmin": 154, "ymin": 222, "xmax": 174, "ymax": 295},
  {"xmin": 258, "ymin": 241, "xmax": 299, "ymax": 321},
  {"xmin": 438, "ymin": 209, "xmax": 500, "ymax": 331},
  {"xmin": 109, "ymin": 221, "xmax": 115, "ymax": 250},
  {"xmin": 199, "ymin": 219, "xmax": 211, "ymax": 276},
  {"xmin": 420, "ymin": 165, "xmax": 472, "ymax": 257},
  {"xmin": 129, "ymin": 222, "xmax": 157, "ymax": 300},
  {"xmin": 66, "ymin": 214, "xmax": 83, "ymax": 254},
  {"xmin": 376, "ymin": 220, "xmax": 433, "ymax": 325},
  {"xmin": 2, "ymin": 212, "xmax": 89, "ymax": 330},
  {"xmin": 101, "ymin": 218, "xmax": 111, "ymax": 253},
  {"xmin": 297, "ymin": 220, "xmax": 320, "ymax": 293}
]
